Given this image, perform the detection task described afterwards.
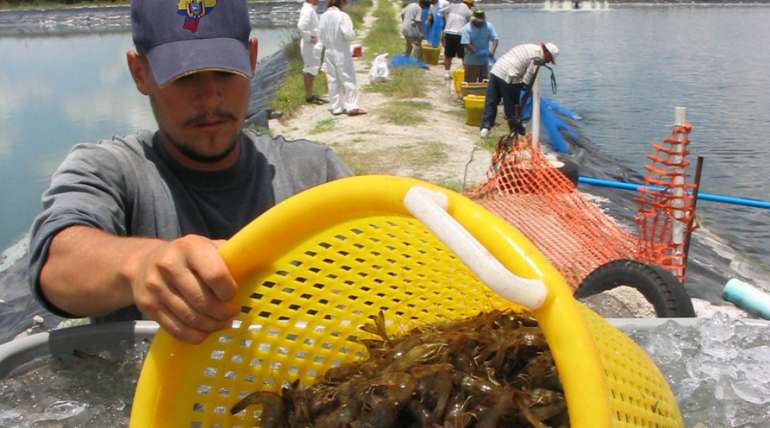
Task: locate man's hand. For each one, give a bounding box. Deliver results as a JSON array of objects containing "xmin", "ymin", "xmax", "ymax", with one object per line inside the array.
[
  {"xmin": 533, "ymin": 57, "xmax": 546, "ymax": 66},
  {"xmin": 128, "ymin": 235, "xmax": 239, "ymax": 344}
]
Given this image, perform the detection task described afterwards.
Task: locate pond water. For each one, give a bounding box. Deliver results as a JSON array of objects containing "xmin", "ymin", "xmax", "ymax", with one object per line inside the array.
[
  {"xmin": 0, "ymin": 5, "xmax": 295, "ymax": 252},
  {"xmin": 485, "ymin": 4, "xmax": 770, "ymax": 297}
]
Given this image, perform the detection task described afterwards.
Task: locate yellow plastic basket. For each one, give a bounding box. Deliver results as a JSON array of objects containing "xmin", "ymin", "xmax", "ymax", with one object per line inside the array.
[{"xmin": 130, "ymin": 176, "xmax": 683, "ymax": 428}]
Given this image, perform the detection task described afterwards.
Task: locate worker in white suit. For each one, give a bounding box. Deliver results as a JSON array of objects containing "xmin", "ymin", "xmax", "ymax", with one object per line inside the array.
[
  {"xmin": 297, "ymin": 0, "xmax": 327, "ymax": 104},
  {"xmin": 318, "ymin": 0, "xmax": 366, "ymax": 116}
]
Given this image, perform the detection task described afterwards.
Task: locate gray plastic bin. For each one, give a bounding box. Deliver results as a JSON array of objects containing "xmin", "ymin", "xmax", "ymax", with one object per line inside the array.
[{"xmin": 0, "ymin": 320, "xmax": 158, "ymax": 378}]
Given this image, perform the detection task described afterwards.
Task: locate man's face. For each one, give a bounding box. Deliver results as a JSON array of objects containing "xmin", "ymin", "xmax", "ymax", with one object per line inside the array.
[
  {"xmin": 127, "ymin": 39, "xmax": 258, "ymax": 167},
  {"xmin": 147, "ymin": 69, "xmax": 249, "ymax": 162}
]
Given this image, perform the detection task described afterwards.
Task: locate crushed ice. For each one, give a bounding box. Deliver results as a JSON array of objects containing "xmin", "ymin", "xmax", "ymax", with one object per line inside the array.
[{"xmin": 623, "ymin": 312, "xmax": 770, "ymax": 427}]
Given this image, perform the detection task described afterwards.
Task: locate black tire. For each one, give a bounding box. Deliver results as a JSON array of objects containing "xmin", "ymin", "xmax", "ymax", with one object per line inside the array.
[{"xmin": 575, "ymin": 259, "xmax": 696, "ymax": 318}]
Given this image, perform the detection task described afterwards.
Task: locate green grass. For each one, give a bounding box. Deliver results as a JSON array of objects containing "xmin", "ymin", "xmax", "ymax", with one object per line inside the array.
[
  {"xmin": 377, "ymin": 100, "xmax": 431, "ymax": 125},
  {"xmin": 362, "ymin": 0, "xmax": 403, "ymax": 62},
  {"xmin": 271, "ymin": 0, "xmax": 373, "ymax": 117},
  {"xmin": 270, "ymin": 38, "xmax": 328, "ymax": 118},
  {"xmin": 247, "ymin": 124, "xmax": 273, "ymax": 137},
  {"xmin": 348, "ymin": 0, "xmax": 374, "ymax": 30},
  {"xmin": 309, "ymin": 118, "xmax": 336, "ymax": 134},
  {"xmin": 366, "ymin": 68, "xmax": 426, "ymax": 98},
  {"xmin": 334, "ymin": 140, "xmax": 448, "ymax": 176}
]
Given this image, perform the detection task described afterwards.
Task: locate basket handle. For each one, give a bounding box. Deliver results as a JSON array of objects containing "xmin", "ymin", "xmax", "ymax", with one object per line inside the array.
[{"xmin": 404, "ymin": 186, "xmax": 547, "ymax": 310}]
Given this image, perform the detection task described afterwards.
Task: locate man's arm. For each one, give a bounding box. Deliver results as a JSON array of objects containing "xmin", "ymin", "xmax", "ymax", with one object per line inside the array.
[
  {"xmin": 40, "ymin": 225, "xmax": 239, "ymax": 343},
  {"xmin": 490, "ymin": 39, "xmax": 499, "ymax": 57}
]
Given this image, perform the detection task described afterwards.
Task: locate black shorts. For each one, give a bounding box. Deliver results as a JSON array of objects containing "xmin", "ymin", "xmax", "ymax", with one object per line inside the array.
[{"xmin": 444, "ymin": 33, "xmax": 464, "ymax": 59}]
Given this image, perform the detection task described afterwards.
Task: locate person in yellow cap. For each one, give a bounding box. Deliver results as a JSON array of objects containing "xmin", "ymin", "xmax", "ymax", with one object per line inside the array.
[
  {"xmin": 479, "ymin": 42, "xmax": 559, "ymax": 137},
  {"xmin": 441, "ymin": 0, "xmax": 474, "ymax": 79}
]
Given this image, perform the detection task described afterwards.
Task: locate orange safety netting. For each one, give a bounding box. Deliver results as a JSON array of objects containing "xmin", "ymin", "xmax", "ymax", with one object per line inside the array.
[
  {"xmin": 634, "ymin": 123, "xmax": 698, "ymax": 281},
  {"xmin": 465, "ymin": 135, "xmax": 637, "ymax": 290}
]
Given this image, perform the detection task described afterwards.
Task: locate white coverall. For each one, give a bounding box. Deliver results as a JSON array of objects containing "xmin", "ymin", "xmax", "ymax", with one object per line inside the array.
[
  {"xmin": 297, "ymin": 1, "xmax": 321, "ymax": 75},
  {"xmin": 318, "ymin": 6, "xmax": 358, "ymax": 114}
]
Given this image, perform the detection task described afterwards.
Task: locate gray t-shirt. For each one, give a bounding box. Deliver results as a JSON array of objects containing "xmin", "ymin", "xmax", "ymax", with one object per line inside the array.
[
  {"xmin": 401, "ymin": 3, "xmax": 423, "ymax": 38},
  {"xmin": 28, "ymin": 128, "xmax": 351, "ymax": 322}
]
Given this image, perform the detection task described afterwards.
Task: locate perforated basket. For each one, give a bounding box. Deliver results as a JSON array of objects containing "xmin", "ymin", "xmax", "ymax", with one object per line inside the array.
[{"xmin": 129, "ymin": 176, "xmax": 683, "ymax": 428}]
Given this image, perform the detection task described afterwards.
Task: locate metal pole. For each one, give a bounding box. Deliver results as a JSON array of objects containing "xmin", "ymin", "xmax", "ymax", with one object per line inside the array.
[
  {"xmin": 532, "ymin": 73, "xmax": 541, "ymax": 151},
  {"xmin": 682, "ymin": 156, "xmax": 704, "ymax": 279},
  {"xmin": 671, "ymin": 107, "xmax": 687, "ymax": 277}
]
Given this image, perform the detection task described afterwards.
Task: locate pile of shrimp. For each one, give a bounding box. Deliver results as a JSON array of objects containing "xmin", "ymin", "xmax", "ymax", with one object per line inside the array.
[{"xmin": 231, "ymin": 310, "xmax": 568, "ymax": 427}]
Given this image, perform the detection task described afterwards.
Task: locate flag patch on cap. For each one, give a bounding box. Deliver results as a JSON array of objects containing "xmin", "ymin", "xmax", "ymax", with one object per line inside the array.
[{"xmin": 177, "ymin": 0, "xmax": 217, "ymax": 33}]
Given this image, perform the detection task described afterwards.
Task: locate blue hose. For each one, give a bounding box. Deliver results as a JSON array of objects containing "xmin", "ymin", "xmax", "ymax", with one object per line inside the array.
[{"xmin": 577, "ymin": 176, "xmax": 770, "ymax": 210}]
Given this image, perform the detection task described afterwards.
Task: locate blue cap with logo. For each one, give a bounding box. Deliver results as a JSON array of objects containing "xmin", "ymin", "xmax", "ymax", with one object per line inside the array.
[{"xmin": 131, "ymin": 0, "xmax": 252, "ymax": 87}]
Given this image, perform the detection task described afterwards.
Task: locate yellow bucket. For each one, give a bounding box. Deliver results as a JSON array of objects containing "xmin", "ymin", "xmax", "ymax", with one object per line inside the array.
[
  {"xmin": 130, "ymin": 176, "xmax": 684, "ymax": 428},
  {"xmin": 452, "ymin": 67, "xmax": 464, "ymax": 97},
  {"xmin": 318, "ymin": 69, "xmax": 328, "ymax": 95},
  {"xmin": 461, "ymin": 81, "xmax": 487, "ymax": 98},
  {"xmin": 464, "ymin": 94, "xmax": 485, "ymax": 126},
  {"xmin": 421, "ymin": 44, "xmax": 440, "ymax": 65}
]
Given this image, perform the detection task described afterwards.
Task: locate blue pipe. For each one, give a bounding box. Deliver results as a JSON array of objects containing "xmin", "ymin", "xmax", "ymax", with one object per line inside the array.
[
  {"xmin": 578, "ymin": 176, "xmax": 770, "ymax": 210},
  {"xmin": 723, "ymin": 278, "xmax": 770, "ymax": 320}
]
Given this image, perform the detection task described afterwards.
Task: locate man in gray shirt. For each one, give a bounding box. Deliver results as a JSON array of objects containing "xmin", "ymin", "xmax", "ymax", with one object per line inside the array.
[
  {"xmin": 28, "ymin": 0, "xmax": 350, "ymax": 344},
  {"xmin": 401, "ymin": 0, "xmax": 430, "ymax": 59}
]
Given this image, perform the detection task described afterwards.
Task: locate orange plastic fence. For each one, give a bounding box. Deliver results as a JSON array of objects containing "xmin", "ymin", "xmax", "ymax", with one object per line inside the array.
[
  {"xmin": 465, "ymin": 136, "xmax": 637, "ymax": 289},
  {"xmin": 635, "ymin": 123, "xmax": 698, "ymax": 281}
]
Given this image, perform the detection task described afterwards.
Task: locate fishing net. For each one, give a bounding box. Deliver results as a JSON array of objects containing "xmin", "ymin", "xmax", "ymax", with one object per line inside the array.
[{"xmin": 465, "ymin": 135, "xmax": 637, "ymax": 289}]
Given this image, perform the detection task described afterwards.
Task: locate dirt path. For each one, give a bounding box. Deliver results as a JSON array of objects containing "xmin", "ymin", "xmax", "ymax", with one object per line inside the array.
[{"xmin": 269, "ymin": 0, "xmax": 490, "ymax": 190}]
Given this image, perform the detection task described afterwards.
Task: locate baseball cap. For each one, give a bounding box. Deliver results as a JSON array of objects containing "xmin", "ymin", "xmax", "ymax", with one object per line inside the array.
[
  {"xmin": 471, "ymin": 9, "xmax": 486, "ymax": 21},
  {"xmin": 132, "ymin": 0, "xmax": 252, "ymax": 87},
  {"xmin": 544, "ymin": 42, "xmax": 559, "ymax": 64}
]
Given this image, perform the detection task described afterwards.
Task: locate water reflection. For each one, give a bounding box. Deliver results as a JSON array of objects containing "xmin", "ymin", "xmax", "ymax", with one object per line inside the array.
[{"xmin": 0, "ymin": 27, "xmax": 292, "ymax": 249}]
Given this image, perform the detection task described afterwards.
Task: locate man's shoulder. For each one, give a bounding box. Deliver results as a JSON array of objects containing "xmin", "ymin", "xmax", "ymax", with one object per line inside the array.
[{"xmin": 66, "ymin": 130, "xmax": 153, "ymax": 165}]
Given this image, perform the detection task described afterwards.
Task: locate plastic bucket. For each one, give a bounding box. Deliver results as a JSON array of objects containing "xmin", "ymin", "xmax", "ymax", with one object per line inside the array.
[
  {"xmin": 461, "ymin": 81, "xmax": 487, "ymax": 98},
  {"xmin": 464, "ymin": 94, "xmax": 485, "ymax": 126},
  {"xmin": 421, "ymin": 45, "xmax": 440, "ymax": 65},
  {"xmin": 452, "ymin": 67, "xmax": 465, "ymax": 97}
]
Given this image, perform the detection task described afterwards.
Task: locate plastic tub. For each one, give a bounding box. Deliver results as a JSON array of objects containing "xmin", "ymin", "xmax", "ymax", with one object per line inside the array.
[
  {"xmin": 464, "ymin": 94, "xmax": 485, "ymax": 126},
  {"xmin": 0, "ymin": 321, "xmax": 157, "ymax": 378},
  {"xmin": 0, "ymin": 318, "xmax": 702, "ymax": 378}
]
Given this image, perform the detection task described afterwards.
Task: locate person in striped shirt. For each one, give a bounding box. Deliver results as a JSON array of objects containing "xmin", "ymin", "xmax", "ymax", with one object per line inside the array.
[{"xmin": 479, "ymin": 42, "xmax": 558, "ymax": 138}]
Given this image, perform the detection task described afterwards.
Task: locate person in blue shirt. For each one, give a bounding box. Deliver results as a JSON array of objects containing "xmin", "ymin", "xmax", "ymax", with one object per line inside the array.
[{"xmin": 460, "ymin": 9, "xmax": 498, "ymax": 83}]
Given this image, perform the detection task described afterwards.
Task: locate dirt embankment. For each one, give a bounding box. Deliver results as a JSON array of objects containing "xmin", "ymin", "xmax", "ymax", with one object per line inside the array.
[{"xmin": 269, "ymin": 0, "xmax": 491, "ymax": 191}]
